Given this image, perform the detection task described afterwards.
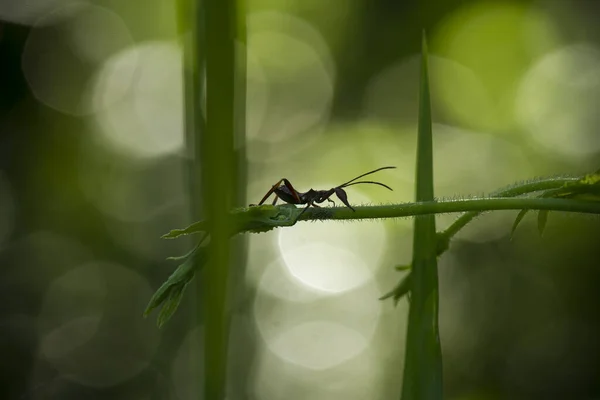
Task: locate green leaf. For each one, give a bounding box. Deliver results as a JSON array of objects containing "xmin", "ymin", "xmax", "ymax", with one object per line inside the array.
[
  {"xmin": 400, "ymin": 31, "xmax": 443, "ymax": 400},
  {"xmin": 541, "ymin": 170, "xmax": 600, "ymax": 201},
  {"xmin": 161, "ymin": 220, "xmax": 207, "ymax": 239},
  {"xmin": 510, "ymin": 209, "xmax": 529, "ymax": 240},
  {"xmin": 537, "ymin": 210, "xmax": 549, "ymax": 237},
  {"xmin": 144, "ymin": 244, "xmax": 207, "ymax": 325},
  {"xmin": 157, "ymin": 282, "xmax": 187, "ymax": 328},
  {"xmin": 166, "ymin": 233, "xmax": 207, "ymax": 261},
  {"xmin": 162, "ymin": 204, "xmax": 301, "ymax": 241},
  {"xmin": 577, "ymin": 169, "xmax": 600, "ymax": 185},
  {"xmin": 242, "ymin": 204, "xmax": 300, "ymax": 232},
  {"xmin": 379, "ymin": 272, "xmax": 412, "ymax": 305},
  {"xmin": 394, "ymin": 264, "xmax": 411, "ymax": 271}
]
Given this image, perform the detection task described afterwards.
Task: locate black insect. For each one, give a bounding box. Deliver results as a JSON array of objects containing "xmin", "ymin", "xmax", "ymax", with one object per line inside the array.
[{"xmin": 252, "ymin": 166, "xmax": 396, "ymax": 216}]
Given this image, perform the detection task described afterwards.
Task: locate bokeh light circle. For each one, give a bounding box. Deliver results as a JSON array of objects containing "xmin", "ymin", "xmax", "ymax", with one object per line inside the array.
[
  {"xmin": 277, "ymin": 190, "xmax": 386, "ymax": 294},
  {"xmin": 21, "ymin": 3, "xmax": 134, "ymax": 115},
  {"xmin": 516, "ymin": 44, "xmax": 600, "ymax": 157},
  {"xmin": 253, "ymin": 259, "xmax": 382, "ymax": 371},
  {"xmin": 245, "ymin": 11, "xmax": 335, "ymax": 163},
  {"xmin": 0, "ymin": 0, "xmax": 88, "ymax": 26},
  {"xmin": 251, "ymin": 343, "xmax": 380, "ymax": 399},
  {"xmin": 269, "ymin": 321, "xmax": 369, "ymax": 370},
  {"xmin": 431, "ymin": 2, "xmax": 560, "ymax": 130},
  {"xmin": 37, "ymin": 261, "xmax": 160, "ymax": 387},
  {"xmin": 77, "ymin": 142, "xmax": 190, "ymax": 261},
  {"xmin": 364, "ymin": 55, "xmax": 494, "ymax": 130},
  {"xmin": 91, "ymin": 41, "xmax": 184, "ymax": 158},
  {"xmin": 248, "ymin": 31, "xmax": 333, "ymax": 143},
  {"xmin": 256, "ymin": 256, "xmax": 328, "ymax": 303}
]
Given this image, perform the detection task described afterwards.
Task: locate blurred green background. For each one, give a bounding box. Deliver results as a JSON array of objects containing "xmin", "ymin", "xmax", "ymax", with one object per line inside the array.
[{"xmin": 1, "ymin": 0, "xmax": 600, "ymax": 399}]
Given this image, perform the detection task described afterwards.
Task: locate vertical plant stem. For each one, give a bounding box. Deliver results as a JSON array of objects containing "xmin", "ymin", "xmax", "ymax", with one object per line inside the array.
[
  {"xmin": 177, "ymin": 0, "xmax": 205, "ymax": 394},
  {"xmin": 401, "ymin": 32, "xmax": 443, "ymax": 400},
  {"xmin": 177, "ymin": 0, "xmax": 205, "ymax": 213},
  {"xmin": 202, "ymin": 0, "xmax": 237, "ymax": 398},
  {"xmin": 229, "ymin": 1, "xmax": 251, "ymax": 398}
]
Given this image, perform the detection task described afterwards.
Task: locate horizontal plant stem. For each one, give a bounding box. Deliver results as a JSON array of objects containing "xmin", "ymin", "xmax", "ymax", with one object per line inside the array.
[
  {"xmin": 296, "ymin": 197, "xmax": 600, "ymax": 222},
  {"xmin": 164, "ymin": 187, "xmax": 600, "ymax": 240},
  {"xmin": 439, "ymin": 177, "xmax": 580, "ymax": 240}
]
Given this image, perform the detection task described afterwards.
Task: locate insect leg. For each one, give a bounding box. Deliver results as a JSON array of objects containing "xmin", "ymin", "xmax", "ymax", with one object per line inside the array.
[
  {"xmin": 256, "ymin": 179, "xmax": 284, "ymax": 205},
  {"xmin": 280, "ymin": 179, "xmax": 302, "ymax": 203},
  {"xmin": 296, "ymin": 202, "xmax": 313, "ymax": 219},
  {"xmin": 334, "ymin": 187, "xmax": 356, "ymax": 211},
  {"xmin": 255, "ymin": 178, "xmax": 303, "ymax": 206}
]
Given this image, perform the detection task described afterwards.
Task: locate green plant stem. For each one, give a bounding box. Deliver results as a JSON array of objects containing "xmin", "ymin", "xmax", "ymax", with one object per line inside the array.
[
  {"xmin": 290, "ymin": 197, "xmax": 600, "ymax": 222},
  {"xmin": 202, "ymin": 0, "xmax": 236, "ymax": 398},
  {"xmin": 164, "ymin": 196, "xmax": 600, "ymax": 241},
  {"xmin": 164, "ymin": 176, "xmax": 592, "ymax": 238},
  {"xmin": 439, "ymin": 177, "xmax": 579, "ymax": 242}
]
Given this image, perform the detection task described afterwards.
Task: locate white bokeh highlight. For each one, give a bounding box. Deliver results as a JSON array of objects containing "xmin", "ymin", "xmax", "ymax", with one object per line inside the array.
[
  {"xmin": 279, "ymin": 241, "xmax": 372, "ymax": 294},
  {"xmin": 277, "ymin": 190, "xmax": 385, "ymax": 294},
  {"xmin": 91, "ymin": 41, "xmax": 184, "ymax": 158},
  {"xmin": 251, "ymin": 322, "xmax": 381, "ymax": 399},
  {"xmin": 517, "ymin": 44, "xmax": 600, "ymax": 158},
  {"xmin": 270, "ymin": 321, "xmax": 369, "ymax": 371},
  {"xmin": 253, "ymin": 248, "xmax": 382, "ymax": 370},
  {"xmin": 257, "ymin": 256, "xmax": 329, "ymax": 303}
]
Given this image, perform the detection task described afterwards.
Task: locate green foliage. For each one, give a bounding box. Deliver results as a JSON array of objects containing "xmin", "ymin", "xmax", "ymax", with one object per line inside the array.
[
  {"xmin": 152, "ymin": 178, "xmax": 600, "ymax": 326},
  {"xmin": 151, "ymin": 174, "xmax": 600, "ymax": 326},
  {"xmin": 161, "ymin": 204, "xmax": 301, "ymax": 240},
  {"xmin": 399, "ymin": 32, "xmax": 443, "ymax": 400},
  {"xmin": 379, "ymin": 271, "xmax": 412, "ymax": 305},
  {"xmin": 144, "ymin": 240, "xmax": 208, "ymax": 328},
  {"xmin": 146, "ymin": 16, "xmax": 600, "ymax": 398},
  {"xmin": 510, "ymin": 209, "xmax": 529, "ymax": 240},
  {"xmin": 510, "ymin": 169, "xmax": 600, "ymax": 239}
]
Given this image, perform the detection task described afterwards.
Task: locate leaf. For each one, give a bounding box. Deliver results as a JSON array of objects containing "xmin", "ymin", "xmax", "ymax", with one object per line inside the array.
[
  {"xmin": 157, "ymin": 282, "xmax": 187, "ymax": 328},
  {"xmin": 166, "ymin": 233, "xmax": 207, "ymax": 261},
  {"xmin": 144, "ymin": 244, "xmax": 208, "ymax": 326},
  {"xmin": 379, "ymin": 271, "xmax": 412, "ymax": 305},
  {"xmin": 577, "ymin": 169, "xmax": 600, "ymax": 185},
  {"xmin": 545, "ymin": 170, "xmax": 600, "ymax": 200},
  {"xmin": 510, "ymin": 209, "xmax": 529, "ymax": 240},
  {"xmin": 400, "ymin": 31, "xmax": 443, "ymax": 400},
  {"xmin": 537, "ymin": 210, "xmax": 549, "ymax": 237},
  {"xmin": 162, "ymin": 220, "xmax": 207, "ymax": 239},
  {"xmin": 242, "ymin": 204, "xmax": 300, "ymax": 232}
]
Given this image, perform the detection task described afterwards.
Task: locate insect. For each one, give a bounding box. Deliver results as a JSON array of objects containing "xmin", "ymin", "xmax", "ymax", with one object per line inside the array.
[{"xmin": 252, "ymin": 166, "xmax": 396, "ymax": 217}]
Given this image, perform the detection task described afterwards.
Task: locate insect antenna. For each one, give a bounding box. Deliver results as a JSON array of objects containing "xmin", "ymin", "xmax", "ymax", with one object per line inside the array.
[
  {"xmin": 342, "ymin": 180, "xmax": 393, "ymax": 191},
  {"xmin": 338, "ymin": 166, "xmax": 396, "ymax": 188}
]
